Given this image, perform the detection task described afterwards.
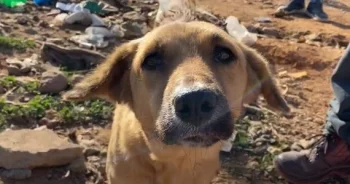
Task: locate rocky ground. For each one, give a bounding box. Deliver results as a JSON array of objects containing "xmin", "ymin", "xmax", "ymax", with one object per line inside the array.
[{"xmin": 0, "ymin": 0, "xmax": 349, "ymax": 183}]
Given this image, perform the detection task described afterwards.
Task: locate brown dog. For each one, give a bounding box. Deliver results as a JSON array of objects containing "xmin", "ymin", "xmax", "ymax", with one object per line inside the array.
[{"xmin": 64, "ymin": 21, "xmax": 290, "ymax": 184}]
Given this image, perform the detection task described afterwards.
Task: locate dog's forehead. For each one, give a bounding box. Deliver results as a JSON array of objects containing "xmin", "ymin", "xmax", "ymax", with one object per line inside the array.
[{"xmin": 143, "ymin": 22, "xmax": 229, "ymax": 44}]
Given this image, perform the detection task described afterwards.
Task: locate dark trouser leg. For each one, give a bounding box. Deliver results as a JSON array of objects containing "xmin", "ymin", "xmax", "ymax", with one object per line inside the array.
[{"xmin": 325, "ymin": 43, "xmax": 350, "ymax": 145}]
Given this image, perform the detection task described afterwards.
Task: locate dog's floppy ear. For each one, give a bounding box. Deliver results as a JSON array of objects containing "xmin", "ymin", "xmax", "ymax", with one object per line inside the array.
[
  {"xmin": 243, "ymin": 46, "xmax": 290, "ymax": 113},
  {"xmin": 63, "ymin": 40, "xmax": 139, "ymax": 103}
]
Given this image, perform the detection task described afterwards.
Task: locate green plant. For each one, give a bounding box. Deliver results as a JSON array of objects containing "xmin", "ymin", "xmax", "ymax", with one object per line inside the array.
[
  {"xmin": 0, "ymin": 76, "xmax": 18, "ymax": 88},
  {"xmin": 0, "ymin": 36, "xmax": 35, "ymax": 50}
]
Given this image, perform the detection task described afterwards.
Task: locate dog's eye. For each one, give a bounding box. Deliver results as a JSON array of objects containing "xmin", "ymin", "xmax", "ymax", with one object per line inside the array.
[
  {"xmin": 142, "ymin": 53, "xmax": 163, "ymax": 70},
  {"xmin": 214, "ymin": 46, "xmax": 235, "ymax": 64}
]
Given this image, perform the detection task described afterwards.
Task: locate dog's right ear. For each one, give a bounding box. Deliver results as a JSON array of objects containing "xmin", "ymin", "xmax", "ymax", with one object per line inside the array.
[{"xmin": 63, "ymin": 40, "xmax": 140, "ymax": 103}]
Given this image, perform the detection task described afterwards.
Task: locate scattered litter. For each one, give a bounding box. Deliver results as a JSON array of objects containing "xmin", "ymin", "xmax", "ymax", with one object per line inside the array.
[
  {"xmin": 0, "ymin": 0, "xmax": 26, "ymax": 8},
  {"xmin": 225, "ymin": 16, "xmax": 257, "ymax": 46},
  {"xmin": 64, "ymin": 11, "xmax": 92, "ymax": 26},
  {"xmin": 220, "ymin": 131, "xmax": 238, "ymax": 152},
  {"xmin": 33, "ymin": 0, "xmax": 53, "ymax": 6}
]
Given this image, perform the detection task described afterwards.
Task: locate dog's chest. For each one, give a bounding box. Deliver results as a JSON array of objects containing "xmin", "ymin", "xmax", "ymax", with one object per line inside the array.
[{"xmin": 153, "ymin": 158, "xmax": 220, "ymax": 184}]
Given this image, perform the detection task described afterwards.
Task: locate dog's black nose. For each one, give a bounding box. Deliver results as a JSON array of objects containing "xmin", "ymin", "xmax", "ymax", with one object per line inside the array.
[{"xmin": 174, "ymin": 90, "xmax": 218, "ymax": 124}]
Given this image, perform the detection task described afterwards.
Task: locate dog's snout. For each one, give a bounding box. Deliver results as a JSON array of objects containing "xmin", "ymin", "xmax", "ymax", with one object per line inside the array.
[{"xmin": 174, "ymin": 90, "xmax": 217, "ymax": 124}]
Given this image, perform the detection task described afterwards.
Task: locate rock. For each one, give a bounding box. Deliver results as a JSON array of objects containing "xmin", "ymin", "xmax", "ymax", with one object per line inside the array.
[
  {"xmin": 121, "ymin": 21, "xmax": 148, "ymax": 38},
  {"xmin": 38, "ymin": 71, "xmax": 68, "ymax": 94},
  {"xmin": 254, "ymin": 17, "xmax": 272, "ymax": 23},
  {"xmin": 6, "ymin": 55, "xmax": 41, "ymax": 76},
  {"xmin": 68, "ymin": 156, "xmax": 86, "ymax": 173},
  {"xmin": 0, "ymin": 168, "xmax": 32, "ymax": 180},
  {"xmin": 246, "ymin": 23, "xmax": 261, "ymax": 33},
  {"xmin": 7, "ymin": 65, "xmax": 22, "ymax": 76},
  {"xmin": 0, "ymin": 129, "xmax": 83, "ymax": 169},
  {"xmin": 123, "ymin": 11, "xmax": 147, "ymax": 22},
  {"xmin": 262, "ymin": 27, "xmax": 280, "ymax": 37}
]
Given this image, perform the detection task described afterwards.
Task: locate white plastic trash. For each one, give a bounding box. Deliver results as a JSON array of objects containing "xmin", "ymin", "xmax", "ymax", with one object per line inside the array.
[
  {"xmin": 56, "ymin": 2, "xmax": 89, "ymax": 13},
  {"xmin": 225, "ymin": 16, "xmax": 257, "ymax": 46}
]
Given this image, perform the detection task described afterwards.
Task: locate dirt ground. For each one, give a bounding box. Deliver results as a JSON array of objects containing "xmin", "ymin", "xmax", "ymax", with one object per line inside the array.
[{"xmin": 0, "ymin": 0, "xmax": 350, "ymax": 183}]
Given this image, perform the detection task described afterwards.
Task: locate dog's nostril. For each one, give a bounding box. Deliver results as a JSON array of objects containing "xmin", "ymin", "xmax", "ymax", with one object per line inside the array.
[
  {"xmin": 201, "ymin": 101, "xmax": 215, "ymax": 113},
  {"xmin": 174, "ymin": 90, "xmax": 218, "ymax": 124}
]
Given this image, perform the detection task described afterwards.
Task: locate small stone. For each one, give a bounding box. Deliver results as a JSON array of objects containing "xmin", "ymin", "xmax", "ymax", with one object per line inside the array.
[
  {"xmin": 52, "ymin": 13, "xmax": 69, "ymax": 27},
  {"xmin": 16, "ymin": 15, "xmax": 30, "ymax": 25},
  {"xmin": 24, "ymin": 28, "xmax": 38, "ymax": 35},
  {"xmin": 0, "ymin": 129, "xmax": 83, "ymax": 169},
  {"xmin": 0, "ymin": 85, "xmax": 5, "ymax": 93},
  {"xmin": 247, "ymin": 161, "xmax": 259, "ymax": 169},
  {"xmin": 123, "ymin": 11, "xmax": 147, "ymax": 22},
  {"xmin": 38, "ymin": 20, "xmax": 49, "ymax": 28},
  {"xmin": 291, "ymin": 142, "xmax": 302, "ymax": 151},
  {"xmin": 0, "ymin": 168, "xmax": 32, "ymax": 180},
  {"xmin": 38, "ymin": 71, "xmax": 68, "ymax": 94},
  {"xmin": 121, "ymin": 21, "xmax": 148, "ymax": 38},
  {"xmin": 33, "ymin": 15, "xmax": 40, "ymax": 22},
  {"xmin": 287, "ymin": 71, "xmax": 308, "ymax": 79},
  {"xmin": 262, "ymin": 27, "xmax": 280, "ymax": 37},
  {"xmin": 306, "ymin": 33, "xmax": 322, "ymax": 42},
  {"xmin": 254, "ymin": 17, "xmax": 272, "ymax": 23}
]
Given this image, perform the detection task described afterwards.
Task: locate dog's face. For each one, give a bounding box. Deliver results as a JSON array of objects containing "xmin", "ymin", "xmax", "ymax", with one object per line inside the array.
[{"xmin": 64, "ymin": 22, "xmax": 290, "ymax": 148}]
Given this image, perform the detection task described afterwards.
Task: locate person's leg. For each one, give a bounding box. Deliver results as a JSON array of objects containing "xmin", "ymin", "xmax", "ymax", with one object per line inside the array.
[
  {"xmin": 274, "ymin": 44, "xmax": 350, "ymax": 184},
  {"xmin": 306, "ymin": 0, "xmax": 328, "ymax": 21},
  {"xmin": 325, "ymin": 44, "xmax": 350, "ymax": 144},
  {"xmin": 275, "ymin": 0, "xmax": 305, "ymax": 15}
]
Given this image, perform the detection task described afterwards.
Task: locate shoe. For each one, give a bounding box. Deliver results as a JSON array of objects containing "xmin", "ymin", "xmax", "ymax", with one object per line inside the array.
[
  {"xmin": 275, "ymin": 0, "xmax": 305, "ymax": 16},
  {"xmin": 306, "ymin": 1, "xmax": 329, "ymax": 21},
  {"xmin": 274, "ymin": 134, "xmax": 350, "ymax": 184}
]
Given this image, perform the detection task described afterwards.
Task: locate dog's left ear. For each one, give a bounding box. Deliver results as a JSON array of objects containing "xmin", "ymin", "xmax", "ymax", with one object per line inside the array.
[
  {"xmin": 62, "ymin": 39, "xmax": 140, "ymax": 103},
  {"xmin": 243, "ymin": 46, "xmax": 290, "ymax": 113}
]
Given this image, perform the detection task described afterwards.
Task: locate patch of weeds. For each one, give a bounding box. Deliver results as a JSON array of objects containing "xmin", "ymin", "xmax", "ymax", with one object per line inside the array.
[
  {"xmin": 259, "ymin": 153, "xmax": 275, "ymax": 173},
  {"xmin": 234, "ymin": 131, "xmax": 250, "ymax": 148},
  {"xmin": 1, "ymin": 76, "xmax": 40, "ymax": 94},
  {"xmin": 18, "ymin": 81, "xmax": 40, "ymax": 94},
  {"xmin": 0, "ymin": 94, "xmax": 114, "ymax": 128},
  {"xmin": 0, "ymin": 36, "xmax": 35, "ymax": 51},
  {"xmin": 0, "ymin": 76, "xmax": 18, "ymax": 88}
]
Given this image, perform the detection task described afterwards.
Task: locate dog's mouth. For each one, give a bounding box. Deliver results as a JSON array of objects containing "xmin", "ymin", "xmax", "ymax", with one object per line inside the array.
[{"xmin": 180, "ymin": 134, "xmax": 222, "ymax": 147}]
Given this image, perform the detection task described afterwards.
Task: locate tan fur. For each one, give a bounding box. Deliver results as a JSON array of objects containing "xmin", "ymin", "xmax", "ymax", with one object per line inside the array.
[{"xmin": 64, "ymin": 21, "xmax": 290, "ymax": 184}]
